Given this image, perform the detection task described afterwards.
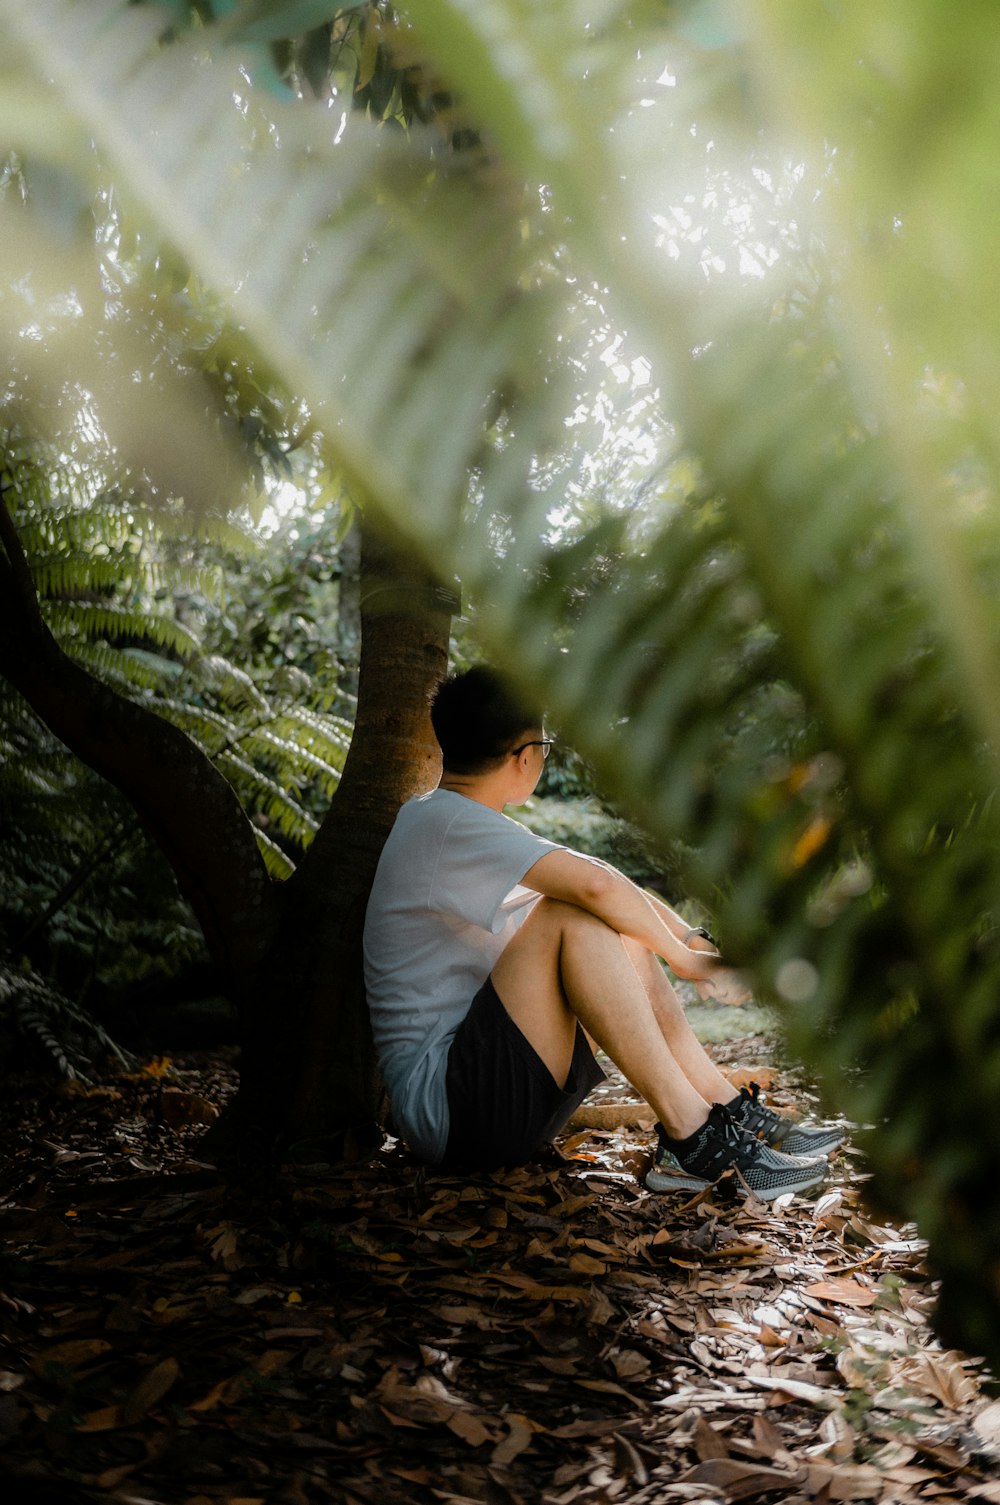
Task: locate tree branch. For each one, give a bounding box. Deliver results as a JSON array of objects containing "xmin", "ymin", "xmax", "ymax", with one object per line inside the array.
[{"xmin": 0, "ymin": 498, "xmax": 277, "ymax": 993}]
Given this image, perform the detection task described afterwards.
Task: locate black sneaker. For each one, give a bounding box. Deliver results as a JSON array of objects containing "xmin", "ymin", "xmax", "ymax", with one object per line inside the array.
[
  {"xmin": 731, "ymin": 1082, "xmax": 844, "ymax": 1158},
  {"xmin": 645, "ymin": 1103, "xmax": 827, "ymax": 1201}
]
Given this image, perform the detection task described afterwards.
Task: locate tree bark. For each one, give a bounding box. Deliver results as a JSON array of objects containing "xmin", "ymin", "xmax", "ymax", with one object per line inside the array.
[{"xmin": 212, "ymin": 515, "xmax": 453, "ymax": 1164}]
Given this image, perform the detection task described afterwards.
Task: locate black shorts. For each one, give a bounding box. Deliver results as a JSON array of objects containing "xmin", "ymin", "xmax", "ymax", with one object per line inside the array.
[{"xmin": 442, "ymin": 976, "xmax": 606, "ymax": 1172}]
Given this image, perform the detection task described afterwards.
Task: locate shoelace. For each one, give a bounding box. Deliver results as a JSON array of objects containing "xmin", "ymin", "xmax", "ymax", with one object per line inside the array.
[
  {"xmin": 738, "ymin": 1082, "xmax": 766, "ymax": 1122},
  {"xmin": 657, "ymin": 1101, "xmax": 763, "ymax": 1169},
  {"xmin": 701, "ymin": 1101, "xmax": 748, "ymax": 1164},
  {"xmin": 738, "ymin": 1083, "xmax": 793, "ymax": 1143}
]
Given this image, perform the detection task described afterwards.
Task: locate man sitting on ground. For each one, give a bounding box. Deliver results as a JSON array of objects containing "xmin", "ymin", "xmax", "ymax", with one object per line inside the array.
[{"xmin": 363, "ymin": 666, "xmax": 841, "ymax": 1199}]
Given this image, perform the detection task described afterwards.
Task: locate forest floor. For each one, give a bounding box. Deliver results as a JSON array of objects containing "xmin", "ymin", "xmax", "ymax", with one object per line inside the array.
[{"xmin": 1, "ymin": 1024, "xmax": 999, "ymax": 1505}]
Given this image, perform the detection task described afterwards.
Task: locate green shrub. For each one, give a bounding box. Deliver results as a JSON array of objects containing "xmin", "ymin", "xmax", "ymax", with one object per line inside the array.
[{"xmin": 517, "ymin": 795, "xmax": 691, "ymax": 902}]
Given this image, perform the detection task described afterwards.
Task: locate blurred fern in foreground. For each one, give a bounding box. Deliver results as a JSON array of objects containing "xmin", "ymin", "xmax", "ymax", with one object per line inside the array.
[{"xmin": 2, "ymin": 0, "xmax": 1000, "ymax": 1361}]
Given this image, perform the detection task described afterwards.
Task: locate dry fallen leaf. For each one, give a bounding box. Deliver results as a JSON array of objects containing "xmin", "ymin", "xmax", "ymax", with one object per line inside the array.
[
  {"xmin": 749, "ymin": 1373, "xmax": 836, "ymax": 1406},
  {"xmin": 568, "ymin": 1252, "xmax": 607, "ymax": 1275},
  {"xmin": 491, "ymin": 1414, "xmax": 535, "ymax": 1466},
  {"xmin": 681, "ymin": 1457, "xmax": 794, "ymax": 1498},
  {"xmin": 188, "ymin": 1378, "xmax": 231, "ymax": 1413},
  {"xmin": 157, "ymin": 1088, "xmax": 219, "ymax": 1127},
  {"xmin": 206, "ymin": 1222, "xmax": 241, "ymax": 1270},
  {"xmin": 800, "ymin": 1460, "xmax": 885, "ymax": 1500},
  {"xmin": 609, "ymin": 1348, "xmax": 651, "ymax": 1380},
  {"xmin": 123, "ymin": 1356, "xmax": 181, "ymax": 1424},
  {"xmin": 899, "ymin": 1349, "xmax": 980, "ymax": 1410},
  {"xmin": 446, "ymin": 1410, "xmax": 495, "ymax": 1448},
  {"xmin": 95, "ymin": 1461, "xmax": 142, "ymax": 1490},
  {"xmin": 253, "ymin": 1349, "xmax": 295, "ymax": 1378},
  {"xmin": 972, "ymin": 1398, "xmax": 1000, "ymax": 1451},
  {"xmin": 31, "ymin": 1339, "xmax": 112, "ymax": 1374},
  {"xmin": 724, "ymin": 1067, "xmax": 776, "ymax": 1092},
  {"xmin": 612, "ymin": 1431, "xmax": 649, "ymax": 1486},
  {"xmin": 691, "ymin": 1411, "xmax": 730, "ymax": 1460},
  {"xmin": 567, "ymin": 1103, "xmax": 652, "ymax": 1130},
  {"xmin": 803, "ymin": 1277, "xmax": 878, "ymax": 1308},
  {"xmin": 76, "ymin": 1405, "xmax": 122, "ymax": 1433}
]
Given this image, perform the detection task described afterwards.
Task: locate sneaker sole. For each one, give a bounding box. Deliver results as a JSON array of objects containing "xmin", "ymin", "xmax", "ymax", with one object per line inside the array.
[
  {"xmin": 735, "ymin": 1163, "xmax": 828, "ymax": 1200},
  {"xmin": 776, "ymin": 1130, "xmax": 845, "ymax": 1157},
  {"xmin": 645, "ymin": 1166, "xmax": 713, "ymax": 1194},
  {"xmin": 646, "ymin": 1161, "xmax": 827, "ymax": 1199}
]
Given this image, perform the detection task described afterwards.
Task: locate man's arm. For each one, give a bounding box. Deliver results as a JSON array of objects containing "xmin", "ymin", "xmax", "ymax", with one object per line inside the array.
[
  {"xmin": 521, "ymin": 849, "xmax": 749, "ymax": 1000},
  {"xmin": 643, "ymin": 887, "xmax": 712, "ymax": 947}
]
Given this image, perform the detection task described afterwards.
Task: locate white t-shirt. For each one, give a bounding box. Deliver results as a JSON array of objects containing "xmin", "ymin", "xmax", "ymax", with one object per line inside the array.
[{"xmin": 362, "ymin": 788, "xmax": 559, "ymax": 1163}]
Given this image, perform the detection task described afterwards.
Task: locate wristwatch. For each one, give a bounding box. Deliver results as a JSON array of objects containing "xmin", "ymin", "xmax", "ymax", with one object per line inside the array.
[{"xmin": 683, "ymin": 926, "xmax": 717, "ymax": 946}]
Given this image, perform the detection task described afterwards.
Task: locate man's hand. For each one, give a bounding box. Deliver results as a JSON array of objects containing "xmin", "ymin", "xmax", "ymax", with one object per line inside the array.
[{"xmin": 695, "ymin": 964, "xmax": 753, "ymax": 1007}]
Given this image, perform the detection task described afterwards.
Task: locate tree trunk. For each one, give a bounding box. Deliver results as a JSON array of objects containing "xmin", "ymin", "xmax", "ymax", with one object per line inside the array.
[{"xmin": 216, "ymin": 517, "xmax": 453, "ymax": 1165}]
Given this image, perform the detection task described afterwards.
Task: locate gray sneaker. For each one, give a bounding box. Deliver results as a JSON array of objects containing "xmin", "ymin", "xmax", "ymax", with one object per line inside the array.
[
  {"xmin": 731, "ymin": 1082, "xmax": 845, "ymax": 1158},
  {"xmin": 646, "ymin": 1103, "xmax": 827, "ymax": 1202}
]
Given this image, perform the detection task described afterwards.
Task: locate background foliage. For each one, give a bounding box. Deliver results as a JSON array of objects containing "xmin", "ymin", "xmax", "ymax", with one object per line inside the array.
[
  {"xmin": 3, "ymin": 0, "xmax": 1000, "ymax": 1364},
  {"xmin": 0, "ymin": 423, "xmax": 354, "ymax": 1054}
]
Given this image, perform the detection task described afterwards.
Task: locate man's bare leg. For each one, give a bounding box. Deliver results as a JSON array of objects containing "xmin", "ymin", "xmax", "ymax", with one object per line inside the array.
[
  {"xmin": 490, "ymin": 898, "xmax": 713, "ymax": 1140},
  {"xmin": 623, "ymin": 939, "xmax": 738, "ymax": 1108}
]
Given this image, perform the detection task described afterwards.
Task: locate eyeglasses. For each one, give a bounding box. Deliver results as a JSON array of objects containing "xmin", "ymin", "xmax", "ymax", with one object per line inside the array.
[{"xmin": 511, "ymin": 738, "xmax": 556, "ymax": 761}]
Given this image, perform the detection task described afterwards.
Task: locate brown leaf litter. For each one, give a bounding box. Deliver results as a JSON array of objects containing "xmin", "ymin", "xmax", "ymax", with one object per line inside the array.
[{"xmin": 0, "ymin": 1043, "xmax": 997, "ymax": 1505}]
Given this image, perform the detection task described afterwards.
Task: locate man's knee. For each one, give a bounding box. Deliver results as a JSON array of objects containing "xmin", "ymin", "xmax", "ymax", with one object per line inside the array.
[
  {"xmin": 532, "ymin": 896, "xmax": 619, "ymax": 942},
  {"xmin": 530, "ymin": 896, "xmax": 575, "ymax": 924}
]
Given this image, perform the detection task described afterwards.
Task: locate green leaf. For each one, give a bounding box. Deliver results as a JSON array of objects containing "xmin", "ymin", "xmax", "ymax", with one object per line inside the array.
[
  {"xmin": 673, "ymin": 0, "xmax": 746, "ymax": 50},
  {"xmin": 219, "ymin": 0, "xmax": 366, "ymax": 45}
]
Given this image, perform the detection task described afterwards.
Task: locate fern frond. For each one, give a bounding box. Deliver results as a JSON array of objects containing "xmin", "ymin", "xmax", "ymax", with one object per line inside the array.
[
  {"xmin": 46, "ymin": 599, "xmax": 202, "ymax": 657},
  {"xmin": 264, "ymin": 708, "xmax": 352, "ymax": 756},
  {"xmin": 274, "ymin": 704, "xmax": 354, "ymax": 752},
  {"xmin": 0, "ymin": 959, "xmax": 135, "ymax": 1078},
  {"xmin": 253, "ymin": 824, "xmax": 296, "ymax": 880},
  {"xmin": 154, "ymin": 694, "xmax": 350, "ymax": 804},
  {"xmin": 65, "ymin": 640, "xmax": 179, "ymax": 695},
  {"xmin": 236, "ymin": 724, "xmax": 345, "ymax": 789},
  {"xmin": 216, "ymin": 747, "xmax": 319, "ymax": 846},
  {"xmin": 1, "ymin": 0, "xmax": 567, "ymax": 552},
  {"xmin": 29, "ymin": 552, "xmax": 147, "ymax": 600},
  {"xmin": 152, "ymin": 696, "xmax": 244, "ymax": 749},
  {"xmin": 192, "ymin": 654, "xmax": 271, "ymax": 714}
]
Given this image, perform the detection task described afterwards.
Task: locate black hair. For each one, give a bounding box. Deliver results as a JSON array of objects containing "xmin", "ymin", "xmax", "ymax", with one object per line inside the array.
[{"xmin": 431, "ymin": 665, "xmax": 542, "ymax": 774}]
